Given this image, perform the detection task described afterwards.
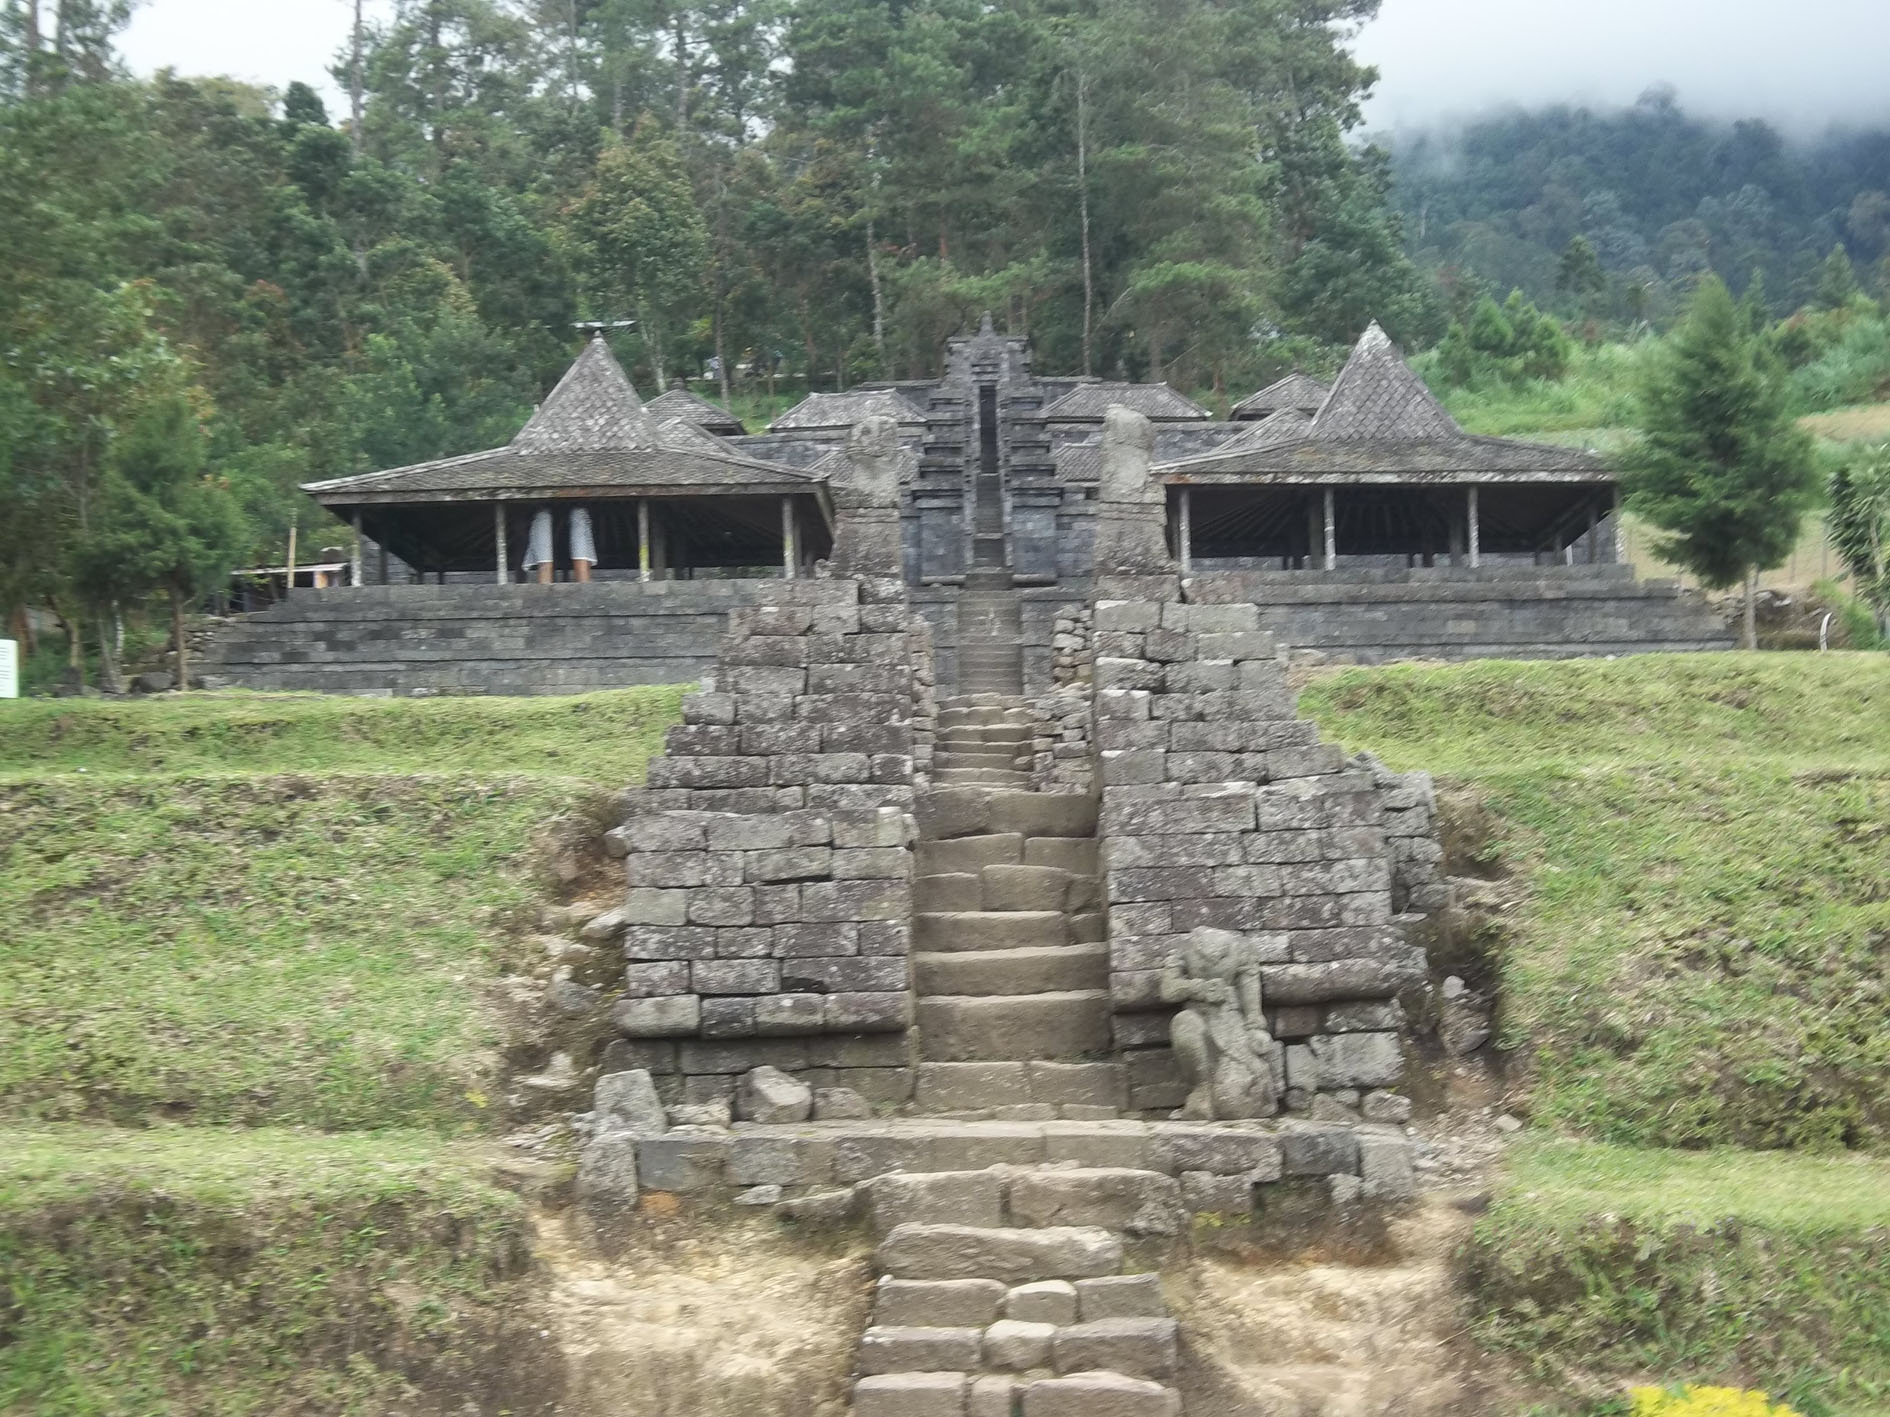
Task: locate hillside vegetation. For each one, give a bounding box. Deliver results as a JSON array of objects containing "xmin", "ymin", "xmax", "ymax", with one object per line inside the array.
[
  {"xmin": 1306, "ymin": 654, "xmax": 1890, "ymax": 1414},
  {"xmin": 1304, "ymin": 653, "xmax": 1890, "ymax": 1152},
  {"xmin": 0, "ymin": 687, "xmax": 682, "ymax": 1413}
]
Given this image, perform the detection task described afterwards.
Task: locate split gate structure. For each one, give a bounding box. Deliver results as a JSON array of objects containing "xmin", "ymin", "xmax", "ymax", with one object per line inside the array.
[{"xmin": 199, "ymin": 318, "xmax": 1738, "ymax": 1413}]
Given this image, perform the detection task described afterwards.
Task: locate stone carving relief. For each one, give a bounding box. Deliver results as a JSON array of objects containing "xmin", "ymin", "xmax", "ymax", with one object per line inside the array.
[{"xmin": 1161, "ymin": 927, "xmax": 1281, "ymax": 1120}]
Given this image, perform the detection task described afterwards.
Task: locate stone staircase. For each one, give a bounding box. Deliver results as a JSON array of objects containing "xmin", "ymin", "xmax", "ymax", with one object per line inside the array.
[
  {"xmin": 853, "ymin": 1167, "xmax": 1184, "ymax": 1416},
  {"xmin": 914, "ymin": 697, "xmax": 1118, "ymax": 1117},
  {"xmin": 955, "ymin": 571, "xmax": 1025, "ymax": 698}
]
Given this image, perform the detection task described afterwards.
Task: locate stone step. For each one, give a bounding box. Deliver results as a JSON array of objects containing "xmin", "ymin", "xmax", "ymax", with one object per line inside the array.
[
  {"xmin": 914, "ymin": 1061, "xmax": 1127, "ymax": 1113},
  {"xmin": 934, "ymin": 741, "xmax": 1029, "ymax": 761},
  {"xmin": 980, "ymin": 864, "xmax": 1072, "ymax": 912},
  {"xmin": 917, "ymin": 992, "xmax": 1113, "ymax": 1061},
  {"xmin": 913, "ymin": 911, "xmax": 1070, "ymax": 954},
  {"xmin": 916, "ymin": 834, "xmax": 1025, "ymax": 874},
  {"xmin": 914, "ymin": 873, "xmax": 982, "ymax": 914},
  {"xmin": 914, "ymin": 944, "xmax": 1108, "ymax": 997},
  {"xmin": 878, "ymin": 1223, "xmax": 1123, "ymax": 1283},
  {"xmin": 933, "ymin": 767, "xmax": 1032, "ymax": 787},
  {"xmin": 856, "ymin": 1315, "xmax": 1179, "ymax": 1381},
  {"xmin": 917, "ymin": 791, "xmax": 1098, "ymax": 842},
  {"xmin": 938, "ymin": 725, "xmax": 1033, "ymax": 745},
  {"xmin": 853, "ymin": 1371, "xmax": 1181, "ymax": 1417}
]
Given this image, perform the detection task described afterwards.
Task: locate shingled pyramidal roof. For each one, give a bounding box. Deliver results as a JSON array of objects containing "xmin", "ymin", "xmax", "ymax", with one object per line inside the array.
[
  {"xmin": 512, "ymin": 334, "xmax": 659, "ymax": 452},
  {"xmin": 1307, "ymin": 323, "xmax": 1463, "ymax": 441},
  {"xmin": 1154, "ymin": 322, "xmax": 1606, "ymax": 480},
  {"xmin": 1042, "ymin": 381, "xmax": 1212, "ymax": 422},
  {"xmin": 302, "ymin": 335, "xmax": 817, "ymax": 503},
  {"xmin": 647, "ymin": 384, "xmax": 747, "ymax": 436}
]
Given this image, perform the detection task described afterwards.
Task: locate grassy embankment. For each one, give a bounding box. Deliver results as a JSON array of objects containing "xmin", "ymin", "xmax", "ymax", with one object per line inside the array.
[
  {"xmin": 0, "ymin": 688, "xmax": 682, "ymax": 1414},
  {"xmin": 1304, "ymin": 654, "xmax": 1890, "ymax": 1414}
]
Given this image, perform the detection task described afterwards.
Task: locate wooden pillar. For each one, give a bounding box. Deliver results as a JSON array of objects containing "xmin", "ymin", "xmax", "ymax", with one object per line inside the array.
[
  {"xmin": 350, "ymin": 512, "xmax": 363, "ymax": 587},
  {"xmin": 1467, "ymin": 485, "xmax": 1481, "ymax": 568},
  {"xmin": 1586, "ymin": 499, "xmax": 1600, "ymax": 564},
  {"xmin": 286, "ymin": 520, "xmax": 298, "ymax": 597},
  {"xmin": 638, "ymin": 499, "xmax": 652, "ymax": 583},
  {"xmin": 1178, "ymin": 486, "xmax": 1194, "ymax": 576},
  {"xmin": 781, "ymin": 495, "xmax": 798, "ymax": 580},
  {"xmin": 1612, "ymin": 485, "xmax": 1626, "ymax": 565},
  {"xmin": 377, "ymin": 535, "xmax": 389, "ymax": 585},
  {"xmin": 1322, "ymin": 487, "xmax": 1336, "ymax": 570},
  {"xmin": 494, "ymin": 504, "xmax": 508, "ymax": 584}
]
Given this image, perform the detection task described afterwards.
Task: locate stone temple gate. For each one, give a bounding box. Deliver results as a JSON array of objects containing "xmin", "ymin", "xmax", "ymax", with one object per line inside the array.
[{"xmin": 203, "ymin": 316, "xmax": 1728, "ymax": 697}]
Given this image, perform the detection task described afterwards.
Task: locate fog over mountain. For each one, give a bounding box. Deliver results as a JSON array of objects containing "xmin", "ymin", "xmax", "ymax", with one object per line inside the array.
[
  {"xmin": 1354, "ymin": 0, "xmax": 1890, "ymax": 137},
  {"xmin": 120, "ymin": 0, "xmax": 1890, "ymax": 138}
]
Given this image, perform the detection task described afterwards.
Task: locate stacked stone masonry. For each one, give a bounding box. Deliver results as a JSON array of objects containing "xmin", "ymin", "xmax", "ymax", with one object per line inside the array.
[
  {"xmin": 201, "ymin": 580, "xmax": 795, "ymax": 695},
  {"xmin": 596, "ymin": 577, "xmax": 930, "ymax": 1106},
  {"xmin": 1092, "ymin": 596, "xmax": 1440, "ymax": 1111}
]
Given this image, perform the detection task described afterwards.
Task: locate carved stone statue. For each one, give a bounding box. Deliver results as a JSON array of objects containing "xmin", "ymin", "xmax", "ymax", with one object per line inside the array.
[
  {"xmin": 1099, "ymin": 405, "xmax": 1160, "ymax": 505},
  {"xmin": 1093, "ymin": 405, "xmax": 1173, "ymax": 576},
  {"xmin": 1162, "ymin": 927, "xmax": 1280, "ymax": 1120},
  {"xmin": 831, "ymin": 414, "xmax": 911, "ymax": 579}
]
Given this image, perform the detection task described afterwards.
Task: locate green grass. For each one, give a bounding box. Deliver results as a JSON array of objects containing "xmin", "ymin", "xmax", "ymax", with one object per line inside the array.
[
  {"xmin": 0, "ymin": 684, "xmax": 687, "ymax": 781},
  {"xmin": 0, "ymin": 688, "xmax": 683, "ymax": 1130},
  {"xmin": 1467, "ymin": 1139, "xmax": 1890, "ymax": 1413},
  {"xmin": 1303, "ymin": 654, "xmax": 1890, "ymax": 1151},
  {"xmin": 0, "ymin": 1125, "xmax": 542, "ymax": 1416}
]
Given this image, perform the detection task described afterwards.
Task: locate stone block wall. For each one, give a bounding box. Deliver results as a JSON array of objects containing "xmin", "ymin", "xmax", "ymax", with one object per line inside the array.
[
  {"xmin": 1089, "ymin": 597, "xmax": 1434, "ymax": 1112},
  {"xmin": 1185, "ymin": 564, "xmax": 1733, "ymax": 663},
  {"xmin": 596, "ymin": 577, "xmax": 931, "ymax": 1106},
  {"xmin": 203, "ymin": 580, "xmax": 799, "ymax": 696}
]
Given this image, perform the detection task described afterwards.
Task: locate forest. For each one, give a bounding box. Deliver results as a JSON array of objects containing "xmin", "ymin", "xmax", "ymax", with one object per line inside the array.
[{"xmin": 3, "ymin": 0, "xmax": 1890, "ymax": 676}]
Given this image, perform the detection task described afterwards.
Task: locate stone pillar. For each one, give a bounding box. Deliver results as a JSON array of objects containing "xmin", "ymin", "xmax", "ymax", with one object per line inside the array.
[
  {"xmin": 831, "ymin": 414, "xmax": 911, "ymax": 582},
  {"xmin": 1092, "ymin": 406, "xmax": 1173, "ymax": 579},
  {"xmin": 1467, "ymin": 486, "xmax": 1481, "ymax": 569},
  {"xmin": 1322, "ymin": 488, "xmax": 1336, "ymax": 570},
  {"xmin": 638, "ymin": 499, "xmax": 652, "ymax": 584},
  {"xmin": 1178, "ymin": 486, "xmax": 1194, "ymax": 576},
  {"xmin": 782, "ymin": 496, "xmax": 799, "ymax": 579},
  {"xmin": 351, "ymin": 513, "xmax": 363, "ymax": 587},
  {"xmin": 494, "ymin": 504, "xmax": 508, "ymax": 584}
]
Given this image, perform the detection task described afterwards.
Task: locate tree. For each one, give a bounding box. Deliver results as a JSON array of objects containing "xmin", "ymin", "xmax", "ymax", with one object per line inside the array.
[
  {"xmin": 1556, "ymin": 234, "xmax": 1606, "ymax": 318},
  {"xmin": 568, "ymin": 122, "xmax": 708, "ymax": 387},
  {"xmin": 1814, "ymin": 243, "xmax": 1859, "ymax": 309},
  {"xmin": 1826, "ymin": 443, "xmax": 1890, "ymax": 641},
  {"xmin": 86, "ymin": 397, "xmax": 247, "ymax": 691},
  {"xmin": 1620, "ymin": 276, "xmax": 1819, "ymax": 648}
]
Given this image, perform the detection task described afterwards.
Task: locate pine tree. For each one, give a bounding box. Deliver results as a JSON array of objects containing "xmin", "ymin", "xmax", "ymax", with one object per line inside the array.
[{"xmin": 1621, "ymin": 276, "xmax": 1819, "ymax": 649}]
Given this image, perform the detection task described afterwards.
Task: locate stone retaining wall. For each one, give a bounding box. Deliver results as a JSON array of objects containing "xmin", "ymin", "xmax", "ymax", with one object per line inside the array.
[
  {"xmin": 1186, "ymin": 564, "xmax": 1733, "ymax": 663},
  {"xmin": 202, "ymin": 580, "xmax": 796, "ymax": 696},
  {"xmin": 1090, "ymin": 595, "xmax": 1437, "ymax": 1113},
  {"xmin": 592, "ymin": 577, "xmax": 931, "ymax": 1107}
]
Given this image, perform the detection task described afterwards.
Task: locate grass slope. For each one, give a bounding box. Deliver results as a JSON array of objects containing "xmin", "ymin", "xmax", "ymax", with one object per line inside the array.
[
  {"xmin": 0, "ymin": 689, "xmax": 681, "ymax": 1130},
  {"xmin": 1468, "ymin": 1139, "xmax": 1890, "ymax": 1413},
  {"xmin": 1303, "ymin": 653, "xmax": 1890, "ymax": 1151},
  {"xmin": 1305, "ymin": 654, "xmax": 1890, "ymax": 1412},
  {"xmin": 0, "ymin": 1127, "xmax": 548, "ymax": 1416},
  {"xmin": 0, "ymin": 687, "xmax": 683, "ymax": 1413}
]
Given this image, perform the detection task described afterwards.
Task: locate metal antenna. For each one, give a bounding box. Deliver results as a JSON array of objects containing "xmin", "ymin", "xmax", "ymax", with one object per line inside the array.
[{"xmin": 574, "ymin": 319, "xmax": 638, "ymax": 337}]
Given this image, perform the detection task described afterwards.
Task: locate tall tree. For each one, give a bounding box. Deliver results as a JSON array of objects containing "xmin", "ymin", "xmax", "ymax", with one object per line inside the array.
[
  {"xmin": 1620, "ymin": 276, "xmax": 1819, "ymax": 648},
  {"xmin": 568, "ymin": 122, "xmax": 709, "ymax": 387}
]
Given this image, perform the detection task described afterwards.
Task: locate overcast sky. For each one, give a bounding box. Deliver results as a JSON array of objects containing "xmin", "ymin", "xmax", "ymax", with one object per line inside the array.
[{"xmin": 119, "ymin": 0, "xmax": 1890, "ymax": 134}]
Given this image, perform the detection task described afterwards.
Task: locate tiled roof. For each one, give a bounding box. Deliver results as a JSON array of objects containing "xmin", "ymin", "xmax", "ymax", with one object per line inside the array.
[
  {"xmin": 1041, "ymin": 382, "xmax": 1212, "ymax": 422},
  {"xmin": 1232, "ymin": 371, "xmax": 1329, "ymax": 420},
  {"xmin": 303, "ymin": 338, "xmax": 819, "ymax": 502},
  {"xmin": 511, "ymin": 335, "xmax": 659, "ymax": 452},
  {"xmin": 1155, "ymin": 325, "xmax": 1607, "ymax": 481},
  {"xmin": 647, "ymin": 386, "xmax": 747, "ymax": 435},
  {"xmin": 1308, "ymin": 324, "xmax": 1461, "ymax": 441},
  {"xmin": 769, "ymin": 389, "xmax": 928, "ymax": 432}
]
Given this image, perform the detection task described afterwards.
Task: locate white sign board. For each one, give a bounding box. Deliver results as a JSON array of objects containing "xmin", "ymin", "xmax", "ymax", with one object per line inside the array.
[{"xmin": 0, "ymin": 639, "xmax": 16, "ymax": 699}]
